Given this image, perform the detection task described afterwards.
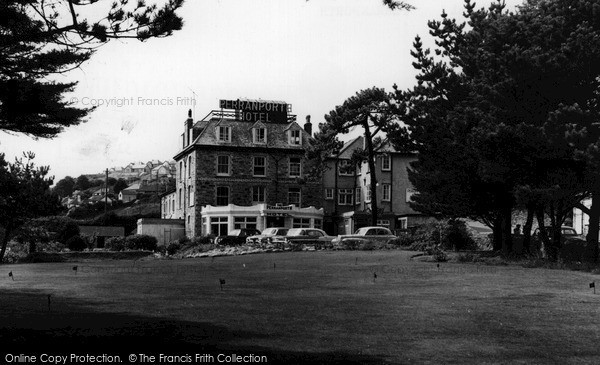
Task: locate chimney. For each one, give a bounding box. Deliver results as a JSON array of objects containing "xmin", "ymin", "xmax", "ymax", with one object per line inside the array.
[
  {"xmin": 184, "ymin": 109, "xmax": 193, "ymax": 147},
  {"xmin": 303, "ymin": 115, "xmax": 312, "ymax": 136}
]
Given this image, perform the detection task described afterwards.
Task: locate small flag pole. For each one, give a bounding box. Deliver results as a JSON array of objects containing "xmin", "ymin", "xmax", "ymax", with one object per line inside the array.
[
  {"xmin": 8, "ymin": 271, "xmax": 14, "ymax": 281},
  {"xmin": 219, "ymin": 278, "xmax": 225, "ymax": 291},
  {"xmin": 591, "ymin": 282, "xmax": 596, "ymax": 294},
  {"xmin": 47, "ymin": 295, "xmax": 52, "ymax": 312}
]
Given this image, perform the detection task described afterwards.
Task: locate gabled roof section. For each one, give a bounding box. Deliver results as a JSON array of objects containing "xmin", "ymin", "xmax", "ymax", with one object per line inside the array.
[{"xmin": 337, "ymin": 136, "xmax": 364, "ymax": 159}]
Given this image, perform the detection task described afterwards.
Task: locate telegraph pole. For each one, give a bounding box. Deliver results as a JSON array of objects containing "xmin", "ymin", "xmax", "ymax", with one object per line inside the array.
[{"xmin": 105, "ymin": 168, "xmax": 109, "ymax": 216}]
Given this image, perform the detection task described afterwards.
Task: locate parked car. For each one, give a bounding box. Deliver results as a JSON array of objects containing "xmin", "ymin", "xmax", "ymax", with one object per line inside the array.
[
  {"xmin": 533, "ymin": 226, "xmax": 586, "ymax": 244},
  {"xmin": 281, "ymin": 228, "xmax": 335, "ymax": 244},
  {"xmin": 332, "ymin": 226, "xmax": 397, "ymax": 247},
  {"xmin": 245, "ymin": 227, "xmax": 289, "ymax": 246},
  {"xmin": 215, "ymin": 228, "xmax": 261, "ymax": 246}
]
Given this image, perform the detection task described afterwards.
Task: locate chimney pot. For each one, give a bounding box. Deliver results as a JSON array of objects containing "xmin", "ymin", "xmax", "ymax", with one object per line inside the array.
[{"xmin": 303, "ymin": 115, "xmax": 312, "ymax": 136}]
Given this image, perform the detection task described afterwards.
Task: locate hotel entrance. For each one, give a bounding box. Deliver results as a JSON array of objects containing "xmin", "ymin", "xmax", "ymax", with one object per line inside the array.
[{"xmin": 266, "ymin": 216, "xmax": 285, "ymax": 228}]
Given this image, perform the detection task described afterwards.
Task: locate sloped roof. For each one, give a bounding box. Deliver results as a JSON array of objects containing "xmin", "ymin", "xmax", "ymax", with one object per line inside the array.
[{"xmin": 190, "ymin": 117, "xmax": 309, "ymax": 150}]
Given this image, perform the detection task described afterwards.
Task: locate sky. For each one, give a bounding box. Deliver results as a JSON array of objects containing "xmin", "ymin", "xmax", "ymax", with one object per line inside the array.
[{"xmin": 0, "ymin": 0, "xmax": 521, "ymax": 183}]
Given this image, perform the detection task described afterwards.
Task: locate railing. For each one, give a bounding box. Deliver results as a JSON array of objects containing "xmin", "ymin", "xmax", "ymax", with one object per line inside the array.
[{"xmin": 200, "ymin": 110, "xmax": 297, "ymax": 123}]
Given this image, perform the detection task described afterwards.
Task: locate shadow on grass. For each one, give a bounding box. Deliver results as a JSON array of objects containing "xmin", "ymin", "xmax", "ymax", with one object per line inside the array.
[{"xmin": 0, "ymin": 290, "xmax": 389, "ymax": 365}]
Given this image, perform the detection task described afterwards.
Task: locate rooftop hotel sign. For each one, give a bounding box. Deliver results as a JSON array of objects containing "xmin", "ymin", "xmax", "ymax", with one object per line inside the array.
[{"xmin": 219, "ymin": 99, "xmax": 291, "ymax": 123}]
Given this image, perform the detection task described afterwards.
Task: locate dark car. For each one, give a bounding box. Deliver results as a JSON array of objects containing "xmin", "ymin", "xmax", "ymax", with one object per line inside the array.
[
  {"xmin": 533, "ymin": 226, "xmax": 586, "ymax": 244},
  {"xmin": 215, "ymin": 228, "xmax": 261, "ymax": 246}
]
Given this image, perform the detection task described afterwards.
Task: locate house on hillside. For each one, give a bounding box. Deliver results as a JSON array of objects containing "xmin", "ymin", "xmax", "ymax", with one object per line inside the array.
[{"xmin": 119, "ymin": 183, "xmax": 140, "ymax": 203}]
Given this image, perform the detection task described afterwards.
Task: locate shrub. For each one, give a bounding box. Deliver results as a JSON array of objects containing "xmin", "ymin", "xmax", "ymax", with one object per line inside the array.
[
  {"xmin": 66, "ymin": 235, "xmax": 87, "ymax": 252},
  {"xmin": 443, "ymin": 219, "xmax": 477, "ymax": 251},
  {"xmin": 37, "ymin": 241, "xmax": 66, "ymax": 253},
  {"xmin": 457, "ymin": 252, "xmax": 475, "ymax": 262},
  {"xmin": 124, "ymin": 234, "xmax": 158, "ymax": 251},
  {"xmin": 191, "ymin": 236, "xmax": 214, "ymax": 245},
  {"xmin": 358, "ymin": 241, "xmax": 376, "ymax": 251},
  {"xmin": 28, "ymin": 216, "xmax": 80, "ymax": 244},
  {"xmin": 388, "ymin": 235, "xmax": 414, "ymax": 247},
  {"xmin": 167, "ymin": 241, "xmax": 181, "ymax": 255},
  {"xmin": 105, "ymin": 236, "xmax": 126, "ymax": 251},
  {"xmin": 432, "ymin": 247, "xmax": 448, "ymax": 262}
]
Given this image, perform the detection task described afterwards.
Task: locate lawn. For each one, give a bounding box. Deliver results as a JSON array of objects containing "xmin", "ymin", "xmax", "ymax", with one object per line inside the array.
[{"xmin": 1, "ymin": 251, "xmax": 600, "ymax": 364}]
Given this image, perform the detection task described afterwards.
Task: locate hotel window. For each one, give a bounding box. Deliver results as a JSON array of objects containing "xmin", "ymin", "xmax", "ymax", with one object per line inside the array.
[
  {"xmin": 288, "ymin": 187, "xmax": 301, "ymax": 206},
  {"xmin": 211, "ymin": 217, "xmax": 228, "ymax": 236},
  {"xmin": 288, "ymin": 129, "xmax": 301, "ymax": 145},
  {"xmin": 216, "ymin": 186, "xmax": 229, "ymax": 206},
  {"xmin": 217, "ymin": 155, "xmax": 230, "ymax": 176},
  {"xmin": 218, "ymin": 126, "xmax": 231, "ymax": 142},
  {"xmin": 406, "ymin": 187, "xmax": 416, "ymax": 203},
  {"xmin": 253, "ymin": 127, "xmax": 266, "ymax": 144},
  {"xmin": 289, "ymin": 157, "xmax": 301, "ymax": 177},
  {"xmin": 338, "ymin": 189, "xmax": 353, "ymax": 205},
  {"xmin": 366, "ymin": 185, "xmax": 371, "ymax": 202},
  {"xmin": 383, "ymin": 184, "xmax": 391, "ymax": 201},
  {"xmin": 325, "ymin": 188, "xmax": 333, "ymax": 200},
  {"xmin": 188, "ymin": 185, "xmax": 194, "ymax": 206},
  {"xmin": 252, "ymin": 186, "xmax": 265, "ymax": 203},
  {"xmin": 338, "ymin": 160, "xmax": 353, "ymax": 176},
  {"xmin": 292, "ymin": 218, "xmax": 310, "ymax": 228},
  {"xmin": 178, "ymin": 188, "xmax": 182, "ymax": 208},
  {"xmin": 382, "ymin": 154, "xmax": 391, "ymax": 171},
  {"xmin": 179, "ymin": 161, "xmax": 183, "ymax": 180},
  {"xmin": 234, "ymin": 217, "xmax": 257, "ymax": 229},
  {"xmin": 253, "ymin": 156, "xmax": 266, "ymax": 177},
  {"xmin": 355, "ymin": 187, "xmax": 361, "ymax": 204},
  {"xmin": 314, "ymin": 219, "xmax": 322, "ymax": 229},
  {"xmin": 188, "ymin": 156, "xmax": 193, "ymax": 178}
]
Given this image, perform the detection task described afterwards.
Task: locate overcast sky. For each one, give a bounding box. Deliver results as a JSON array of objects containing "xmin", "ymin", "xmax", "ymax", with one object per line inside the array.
[{"xmin": 0, "ymin": 0, "xmax": 520, "ymax": 182}]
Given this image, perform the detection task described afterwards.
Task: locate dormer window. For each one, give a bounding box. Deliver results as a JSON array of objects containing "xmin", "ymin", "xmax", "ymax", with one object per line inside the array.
[
  {"xmin": 253, "ymin": 127, "xmax": 266, "ymax": 144},
  {"xmin": 289, "ymin": 129, "xmax": 301, "ymax": 145},
  {"xmin": 217, "ymin": 126, "xmax": 231, "ymax": 142}
]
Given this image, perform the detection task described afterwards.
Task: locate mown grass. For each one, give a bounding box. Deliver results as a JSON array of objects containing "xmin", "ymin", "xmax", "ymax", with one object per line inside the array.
[{"xmin": 1, "ymin": 251, "xmax": 600, "ymax": 364}]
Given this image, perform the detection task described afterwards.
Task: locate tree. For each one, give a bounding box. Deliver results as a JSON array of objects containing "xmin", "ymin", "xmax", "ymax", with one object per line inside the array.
[
  {"xmin": 1, "ymin": 0, "xmax": 184, "ymax": 138},
  {"xmin": 53, "ymin": 175, "xmax": 75, "ymax": 198},
  {"xmin": 320, "ymin": 87, "xmax": 392, "ymax": 225},
  {"xmin": 0, "ymin": 152, "xmax": 61, "ymax": 262},
  {"xmin": 389, "ymin": 0, "xmax": 598, "ymax": 258},
  {"xmin": 113, "ymin": 178, "xmax": 129, "ymax": 196},
  {"xmin": 74, "ymin": 174, "xmax": 90, "ymax": 191}
]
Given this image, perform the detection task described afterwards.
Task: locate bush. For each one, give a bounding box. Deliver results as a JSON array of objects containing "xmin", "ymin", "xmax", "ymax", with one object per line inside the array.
[
  {"xmin": 30, "ymin": 216, "xmax": 80, "ymax": 244},
  {"xmin": 66, "ymin": 235, "xmax": 87, "ymax": 252},
  {"xmin": 443, "ymin": 219, "xmax": 477, "ymax": 251},
  {"xmin": 125, "ymin": 234, "xmax": 158, "ymax": 251},
  {"xmin": 191, "ymin": 236, "xmax": 214, "ymax": 245},
  {"xmin": 36, "ymin": 241, "xmax": 66, "ymax": 253},
  {"xmin": 105, "ymin": 236, "xmax": 126, "ymax": 251},
  {"xmin": 167, "ymin": 241, "xmax": 181, "ymax": 255}
]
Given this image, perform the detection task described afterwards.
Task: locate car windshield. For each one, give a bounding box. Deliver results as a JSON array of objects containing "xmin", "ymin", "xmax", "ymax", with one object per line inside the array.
[
  {"xmin": 287, "ymin": 229, "xmax": 304, "ymax": 236},
  {"xmin": 562, "ymin": 228, "xmax": 577, "ymax": 236},
  {"xmin": 227, "ymin": 229, "xmax": 241, "ymax": 236},
  {"xmin": 354, "ymin": 228, "xmax": 369, "ymax": 235},
  {"xmin": 263, "ymin": 228, "xmax": 287, "ymax": 236}
]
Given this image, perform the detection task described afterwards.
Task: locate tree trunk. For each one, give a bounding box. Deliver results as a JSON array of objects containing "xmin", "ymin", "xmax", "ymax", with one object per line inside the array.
[
  {"xmin": 492, "ymin": 214, "xmax": 502, "ymax": 251},
  {"xmin": 0, "ymin": 225, "xmax": 12, "ymax": 264},
  {"xmin": 585, "ymin": 192, "xmax": 600, "ymax": 263},
  {"xmin": 363, "ymin": 119, "xmax": 378, "ymax": 226},
  {"xmin": 522, "ymin": 204, "xmax": 535, "ymax": 254},
  {"xmin": 501, "ymin": 203, "xmax": 513, "ymax": 254},
  {"xmin": 535, "ymin": 207, "xmax": 552, "ymax": 260}
]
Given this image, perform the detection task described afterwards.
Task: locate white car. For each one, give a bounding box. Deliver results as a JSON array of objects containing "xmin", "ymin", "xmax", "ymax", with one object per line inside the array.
[
  {"xmin": 332, "ymin": 226, "xmax": 397, "ymax": 246},
  {"xmin": 246, "ymin": 227, "xmax": 289, "ymax": 245}
]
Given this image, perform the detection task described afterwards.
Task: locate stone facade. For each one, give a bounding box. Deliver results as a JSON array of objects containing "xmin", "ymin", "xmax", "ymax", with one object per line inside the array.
[{"xmin": 168, "ymin": 103, "xmax": 322, "ymax": 238}]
